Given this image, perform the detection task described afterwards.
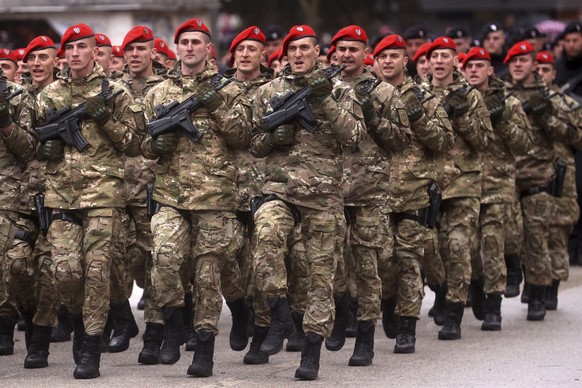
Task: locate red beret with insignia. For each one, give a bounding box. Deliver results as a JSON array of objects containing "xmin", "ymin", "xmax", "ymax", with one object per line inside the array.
[
  {"xmin": 154, "ymin": 38, "xmax": 170, "ymax": 57},
  {"xmin": 282, "ymin": 25, "xmax": 317, "ymax": 56},
  {"xmin": 363, "ymin": 53, "xmax": 374, "ymax": 66},
  {"xmin": 121, "ymin": 26, "xmax": 154, "ymax": 51},
  {"xmin": 112, "ymin": 45, "xmax": 123, "ymax": 58},
  {"xmin": 426, "ymin": 36, "xmax": 457, "ymax": 58},
  {"xmin": 536, "ymin": 50, "xmax": 554, "ymax": 64},
  {"xmin": 462, "ymin": 47, "xmax": 491, "ymax": 68},
  {"xmin": 0, "ymin": 49, "xmax": 18, "ymax": 64},
  {"xmin": 373, "ymin": 34, "xmax": 406, "ymax": 57},
  {"xmin": 331, "ymin": 25, "xmax": 368, "ymax": 46},
  {"xmin": 60, "ymin": 23, "xmax": 95, "ymax": 47},
  {"xmin": 457, "ymin": 53, "xmax": 466, "ymax": 64},
  {"xmin": 268, "ymin": 47, "xmax": 283, "ymax": 67},
  {"xmin": 167, "ymin": 48, "xmax": 177, "ymax": 60},
  {"xmin": 230, "ymin": 26, "xmax": 266, "ymax": 54},
  {"xmin": 174, "ymin": 18, "xmax": 211, "ymax": 44},
  {"xmin": 504, "ymin": 40, "xmax": 534, "ymax": 63},
  {"xmin": 23, "ymin": 36, "xmax": 56, "ymax": 63},
  {"xmin": 412, "ymin": 42, "xmax": 431, "ymax": 63},
  {"xmin": 326, "ymin": 45, "xmax": 336, "ymax": 63},
  {"xmin": 95, "ymin": 33, "xmax": 112, "ymax": 47},
  {"xmin": 14, "ymin": 48, "xmax": 26, "ymax": 62}
]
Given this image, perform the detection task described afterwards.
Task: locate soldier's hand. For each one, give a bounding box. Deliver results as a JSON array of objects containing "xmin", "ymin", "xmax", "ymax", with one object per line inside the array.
[
  {"xmin": 85, "ymin": 95, "xmax": 112, "ymax": 126},
  {"xmin": 267, "ymin": 124, "xmax": 295, "ymax": 146},
  {"xmin": 527, "ymin": 93, "xmax": 548, "ymax": 118},
  {"xmin": 40, "ymin": 139, "xmax": 65, "ymax": 161},
  {"xmin": 355, "ymin": 87, "xmax": 380, "ymax": 128},
  {"xmin": 307, "ymin": 69, "xmax": 333, "ymax": 98},
  {"xmin": 443, "ymin": 89, "xmax": 469, "ymax": 117},
  {"xmin": 484, "ymin": 93, "xmax": 505, "ymax": 124},
  {"xmin": 0, "ymin": 94, "xmax": 12, "ymax": 129},
  {"xmin": 151, "ymin": 132, "xmax": 179, "ymax": 155},
  {"xmin": 401, "ymin": 90, "xmax": 424, "ymax": 122},
  {"xmin": 195, "ymin": 82, "xmax": 224, "ymax": 112}
]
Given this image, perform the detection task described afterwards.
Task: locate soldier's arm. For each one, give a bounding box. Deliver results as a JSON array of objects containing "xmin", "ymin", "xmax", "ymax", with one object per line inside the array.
[
  {"xmin": 452, "ymin": 89, "xmax": 491, "ymax": 151},
  {"xmin": 141, "ymin": 86, "xmax": 161, "ymax": 160},
  {"xmin": 322, "ymin": 85, "xmax": 365, "ymax": 151},
  {"xmin": 496, "ymin": 95, "xmax": 532, "ymax": 155},
  {"xmin": 210, "ymin": 82, "xmax": 252, "ymax": 149},
  {"xmin": 541, "ymin": 93, "xmax": 579, "ymax": 145},
  {"xmin": 369, "ymin": 85, "xmax": 411, "ymax": 152},
  {"xmin": 249, "ymin": 84, "xmax": 275, "ymax": 158},
  {"xmin": 100, "ymin": 85, "xmax": 143, "ymax": 157},
  {"xmin": 408, "ymin": 88, "xmax": 453, "ymax": 153},
  {"xmin": 2, "ymin": 88, "xmax": 37, "ymax": 162}
]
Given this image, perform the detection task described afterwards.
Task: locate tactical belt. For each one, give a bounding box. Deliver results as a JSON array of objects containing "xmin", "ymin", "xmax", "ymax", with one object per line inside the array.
[
  {"xmin": 393, "ymin": 211, "xmax": 420, "ymax": 225},
  {"xmin": 18, "ymin": 212, "xmax": 38, "ymax": 224},
  {"xmin": 393, "ymin": 206, "xmax": 434, "ymax": 229},
  {"xmin": 52, "ymin": 211, "xmax": 83, "ymax": 226},
  {"xmin": 14, "ymin": 228, "xmax": 36, "ymax": 246},
  {"xmin": 251, "ymin": 194, "xmax": 301, "ymax": 226},
  {"xmin": 520, "ymin": 185, "xmax": 550, "ymax": 199}
]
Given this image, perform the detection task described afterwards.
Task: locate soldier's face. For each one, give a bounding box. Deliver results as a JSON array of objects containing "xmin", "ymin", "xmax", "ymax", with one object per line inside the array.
[
  {"xmin": 234, "ymin": 40, "xmax": 264, "ymax": 74},
  {"xmin": 16, "ymin": 60, "xmax": 28, "ymax": 84},
  {"xmin": 26, "ymin": 48, "xmax": 57, "ymax": 88},
  {"xmin": 509, "ymin": 54, "xmax": 536, "ymax": 83},
  {"xmin": 483, "ymin": 31, "xmax": 505, "ymax": 55},
  {"xmin": 336, "ymin": 40, "xmax": 368, "ymax": 76},
  {"xmin": 375, "ymin": 48, "xmax": 407, "ymax": 82},
  {"xmin": 537, "ymin": 63, "xmax": 556, "ymax": 86},
  {"xmin": 416, "ymin": 56, "xmax": 430, "ymax": 82},
  {"xmin": 154, "ymin": 52, "xmax": 168, "ymax": 66},
  {"xmin": 109, "ymin": 56, "xmax": 125, "ymax": 72},
  {"xmin": 96, "ymin": 46, "xmax": 112, "ymax": 73},
  {"xmin": 287, "ymin": 37, "xmax": 319, "ymax": 75},
  {"xmin": 64, "ymin": 38, "xmax": 98, "ymax": 78},
  {"xmin": 453, "ymin": 38, "xmax": 471, "ymax": 54},
  {"xmin": 124, "ymin": 42, "xmax": 156, "ymax": 77},
  {"xmin": 177, "ymin": 31, "xmax": 210, "ymax": 70},
  {"xmin": 406, "ymin": 38, "xmax": 427, "ymax": 58},
  {"xmin": 429, "ymin": 49, "xmax": 456, "ymax": 82},
  {"xmin": 0, "ymin": 61, "xmax": 17, "ymax": 82},
  {"xmin": 464, "ymin": 60, "xmax": 492, "ymax": 90},
  {"xmin": 265, "ymin": 39, "xmax": 282, "ymax": 58},
  {"xmin": 563, "ymin": 32, "xmax": 582, "ymax": 59}
]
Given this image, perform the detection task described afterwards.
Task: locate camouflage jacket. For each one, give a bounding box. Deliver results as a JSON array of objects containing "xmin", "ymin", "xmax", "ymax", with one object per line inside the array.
[
  {"xmin": 0, "ymin": 77, "xmax": 36, "ymax": 211},
  {"xmin": 118, "ymin": 71, "xmax": 165, "ymax": 207},
  {"xmin": 142, "ymin": 62, "xmax": 252, "ymax": 211},
  {"xmin": 509, "ymin": 73, "xmax": 576, "ymax": 191},
  {"xmin": 250, "ymin": 63, "xmax": 365, "ymax": 212},
  {"xmin": 480, "ymin": 76, "xmax": 532, "ymax": 204},
  {"xmin": 423, "ymin": 70, "xmax": 492, "ymax": 199},
  {"xmin": 224, "ymin": 65, "xmax": 274, "ymax": 212},
  {"xmin": 340, "ymin": 69, "xmax": 411, "ymax": 208},
  {"xmin": 36, "ymin": 63, "xmax": 143, "ymax": 210}
]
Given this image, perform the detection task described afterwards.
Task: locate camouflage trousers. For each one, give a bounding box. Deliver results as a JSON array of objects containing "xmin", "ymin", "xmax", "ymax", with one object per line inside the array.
[
  {"xmin": 46, "ymin": 208, "xmax": 122, "ymax": 336},
  {"xmin": 471, "ymin": 203, "xmax": 508, "ymax": 294},
  {"xmin": 253, "ymin": 199, "xmax": 344, "ymax": 338},
  {"xmin": 151, "ymin": 206, "xmax": 237, "ymax": 334},
  {"xmin": 421, "ymin": 225, "xmax": 446, "ymax": 288},
  {"xmin": 0, "ymin": 210, "xmax": 17, "ymax": 320},
  {"xmin": 439, "ymin": 197, "xmax": 480, "ymax": 304},
  {"xmin": 110, "ymin": 211, "xmax": 132, "ymax": 305},
  {"xmin": 288, "ymin": 223, "xmax": 308, "ymax": 318},
  {"xmin": 520, "ymin": 192, "xmax": 554, "ymax": 286},
  {"xmin": 504, "ymin": 196, "xmax": 524, "ymax": 257},
  {"xmin": 221, "ymin": 215, "xmax": 248, "ymax": 304}
]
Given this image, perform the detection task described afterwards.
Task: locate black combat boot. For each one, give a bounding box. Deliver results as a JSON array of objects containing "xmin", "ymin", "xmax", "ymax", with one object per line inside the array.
[
  {"xmin": 17, "ymin": 315, "xmax": 25, "ymax": 331},
  {"xmin": 295, "ymin": 332, "xmax": 323, "ymax": 380},
  {"xmin": 504, "ymin": 254, "xmax": 522, "ymax": 298},
  {"xmin": 345, "ymin": 296, "xmax": 358, "ymax": 338},
  {"xmin": 22, "ymin": 312, "xmax": 35, "ymax": 350},
  {"xmin": 73, "ymin": 334, "xmax": 101, "ymax": 379},
  {"xmin": 286, "ymin": 311, "xmax": 305, "ymax": 352},
  {"xmin": 260, "ymin": 296, "xmax": 296, "ymax": 355},
  {"xmin": 160, "ymin": 306, "xmax": 185, "ymax": 364},
  {"xmin": 469, "ymin": 277, "xmax": 486, "ymax": 321},
  {"xmin": 325, "ymin": 293, "xmax": 349, "ymax": 351},
  {"xmin": 545, "ymin": 279, "xmax": 560, "ymax": 311},
  {"xmin": 137, "ymin": 294, "xmax": 145, "ymax": 311},
  {"xmin": 185, "ymin": 329, "xmax": 198, "ymax": 352},
  {"xmin": 183, "ymin": 291, "xmax": 195, "ymax": 351},
  {"xmin": 0, "ymin": 315, "xmax": 17, "ymax": 356},
  {"xmin": 428, "ymin": 283, "xmax": 447, "ymax": 326},
  {"xmin": 226, "ymin": 297, "xmax": 250, "ymax": 351},
  {"xmin": 100, "ymin": 313, "xmax": 113, "ymax": 352},
  {"xmin": 481, "ymin": 293, "xmax": 502, "ymax": 331},
  {"xmin": 349, "ymin": 320, "xmax": 375, "ymax": 366},
  {"xmin": 527, "ymin": 285, "xmax": 547, "ymax": 321},
  {"xmin": 51, "ymin": 306, "xmax": 73, "ymax": 342},
  {"xmin": 24, "ymin": 325, "xmax": 52, "ymax": 368},
  {"xmin": 108, "ymin": 300, "xmax": 139, "ymax": 353},
  {"xmin": 381, "ymin": 297, "xmax": 397, "ymax": 339},
  {"xmin": 394, "ymin": 317, "xmax": 417, "ymax": 354},
  {"xmin": 186, "ymin": 330, "xmax": 215, "ymax": 377},
  {"xmin": 243, "ymin": 325, "xmax": 270, "ymax": 365},
  {"xmin": 138, "ymin": 322, "xmax": 163, "ymax": 365},
  {"xmin": 438, "ymin": 302, "xmax": 464, "ymax": 340},
  {"xmin": 72, "ymin": 315, "xmax": 85, "ymax": 364}
]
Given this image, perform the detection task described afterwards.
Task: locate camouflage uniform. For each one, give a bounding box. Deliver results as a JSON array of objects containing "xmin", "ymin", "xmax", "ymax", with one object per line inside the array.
[
  {"xmin": 250, "ymin": 63, "xmax": 364, "ymax": 337},
  {"xmin": 36, "ymin": 63, "xmax": 142, "ymax": 336},
  {"xmin": 142, "ymin": 62, "xmax": 251, "ymax": 334}
]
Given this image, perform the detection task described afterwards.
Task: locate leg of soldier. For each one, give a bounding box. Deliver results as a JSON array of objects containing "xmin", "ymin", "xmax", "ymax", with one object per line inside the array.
[
  {"xmin": 130, "ymin": 207, "xmax": 152, "ymax": 311},
  {"xmin": 504, "ymin": 195, "xmax": 524, "ymax": 298},
  {"xmin": 0, "ymin": 210, "xmax": 17, "ymax": 356},
  {"xmin": 520, "ymin": 192, "xmax": 553, "ymax": 321},
  {"xmin": 438, "ymin": 197, "xmax": 480, "ymax": 340},
  {"xmin": 344, "ymin": 216, "xmax": 359, "ymax": 338},
  {"xmin": 188, "ymin": 211, "xmax": 237, "ymax": 377},
  {"xmin": 421, "ymin": 218, "xmax": 447, "ymax": 325},
  {"xmin": 377, "ymin": 214, "xmax": 397, "ymax": 339},
  {"xmin": 468, "ymin": 207, "xmax": 486, "ymax": 321},
  {"xmin": 286, "ymin": 224, "xmax": 308, "ymax": 352}
]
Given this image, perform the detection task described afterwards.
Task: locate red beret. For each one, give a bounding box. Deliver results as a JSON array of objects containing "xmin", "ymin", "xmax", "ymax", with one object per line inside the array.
[
  {"xmin": 504, "ymin": 40, "xmax": 534, "ymax": 63},
  {"xmin": 268, "ymin": 47, "xmax": 283, "ymax": 67},
  {"xmin": 174, "ymin": 18, "xmax": 211, "ymax": 44},
  {"xmin": 210, "ymin": 46, "xmax": 216, "ymax": 59},
  {"xmin": 461, "ymin": 47, "xmax": 490, "ymax": 68},
  {"xmin": 56, "ymin": 47, "xmax": 64, "ymax": 59},
  {"xmin": 14, "ymin": 48, "xmax": 26, "ymax": 62},
  {"xmin": 167, "ymin": 48, "xmax": 177, "ymax": 60},
  {"xmin": 331, "ymin": 25, "xmax": 368, "ymax": 46},
  {"xmin": 426, "ymin": 36, "xmax": 457, "ymax": 58},
  {"xmin": 95, "ymin": 33, "xmax": 112, "ymax": 47},
  {"xmin": 413, "ymin": 42, "xmax": 431, "ymax": 63},
  {"xmin": 373, "ymin": 34, "xmax": 406, "ymax": 57},
  {"xmin": 154, "ymin": 38, "xmax": 170, "ymax": 57},
  {"xmin": 282, "ymin": 25, "xmax": 317, "ymax": 56},
  {"xmin": 230, "ymin": 26, "xmax": 266, "ymax": 54},
  {"xmin": 23, "ymin": 36, "xmax": 56, "ymax": 63},
  {"xmin": 536, "ymin": 50, "xmax": 554, "ymax": 64},
  {"xmin": 60, "ymin": 23, "xmax": 95, "ymax": 47},
  {"xmin": 363, "ymin": 53, "xmax": 374, "ymax": 66},
  {"xmin": 326, "ymin": 45, "xmax": 336, "ymax": 63},
  {"xmin": 112, "ymin": 45, "xmax": 123, "ymax": 58},
  {"xmin": 0, "ymin": 49, "xmax": 18, "ymax": 64},
  {"xmin": 121, "ymin": 26, "xmax": 154, "ymax": 51},
  {"xmin": 457, "ymin": 53, "xmax": 466, "ymax": 63}
]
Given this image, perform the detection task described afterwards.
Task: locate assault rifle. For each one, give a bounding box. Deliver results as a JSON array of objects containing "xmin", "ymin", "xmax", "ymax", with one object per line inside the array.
[
  {"xmin": 442, "ymin": 84, "xmax": 475, "ymax": 117},
  {"xmin": 35, "ymin": 78, "xmax": 122, "ymax": 151},
  {"xmin": 0, "ymin": 76, "xmax": 23, "ymax": 101}
]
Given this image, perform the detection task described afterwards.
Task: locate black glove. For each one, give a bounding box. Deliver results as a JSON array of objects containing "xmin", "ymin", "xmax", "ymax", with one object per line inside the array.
[
  {"xmin": 484, "ymin": 93, "xmax": 505, "ymax": 125},
  {"xmin": 526, "ymin": 92, "xmax": 548, "ymax": 118},
  {"xmin": 267, "ymin": 124, "xmax": 295, "ymax": 146},
  {"xmin": 307, "ymin": 69, "xmax": 333, "ymax": 98},
  {"xmin": 401, "ymin": 90, "xmax": 424, "ymax": 122},
  {"xmin": 195, "ymin": 82, "xmax": 224, "ymax": 112},
  {"xmin": 443, "ymin": 89, "xmax": 470, "ymax": 118},
  {"xmin": 40, "ymin": 139, "xmax": 65, "ymax": 161},
  {"xmin": 0, "ymin": 94, "xmax": 12, "ymax": 129},
  {"xmin": 151, "ymin": 132, "xmax": 179, "ymax": 155},
  {"xmin": 85, "ymin": 95, "xmax": 112, "ymax": 126}
]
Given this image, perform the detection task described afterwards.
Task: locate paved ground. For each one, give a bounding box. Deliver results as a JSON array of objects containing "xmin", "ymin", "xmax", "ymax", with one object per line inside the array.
[{"xmin": 2, "ymin": 267, "xmax": 582, "ymax": 387}]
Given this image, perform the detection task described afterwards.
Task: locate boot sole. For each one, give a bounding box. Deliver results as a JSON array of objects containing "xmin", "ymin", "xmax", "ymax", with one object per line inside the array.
[
  {"xmin": 295, "ymin": 369, "xmax": 318, "ymax": 380},
  {"xmin": 187, "ymin": 366, "xmax": 213, "ymax": 377},
  {"xmin": 24, "ymin": 361, "xmax": 49, "ymax": 368},
  {"xmin": 138, "ymin": 353, "xmax": 160, "ymax": 365},
  {"xmin": 349, "ymin": 358, "xmax": 373, "ymax": 366},
  {"xmin": 73, "ymin": 371, "xmax": 100, "ymax": 379},
  {"xmin": 526, "ymin": 314, "xmax": 545, "ymax": 321},
  {"xmin": 394, "ymin": 346, "xmax": 415, "ymax": 354},
  {"xmin": 481, "ymin": 324, "xmax": 501, "ymax": 331},
  {"xmin": 438, "ymin": 332, "xmax": 461, "ymax": 340}
]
